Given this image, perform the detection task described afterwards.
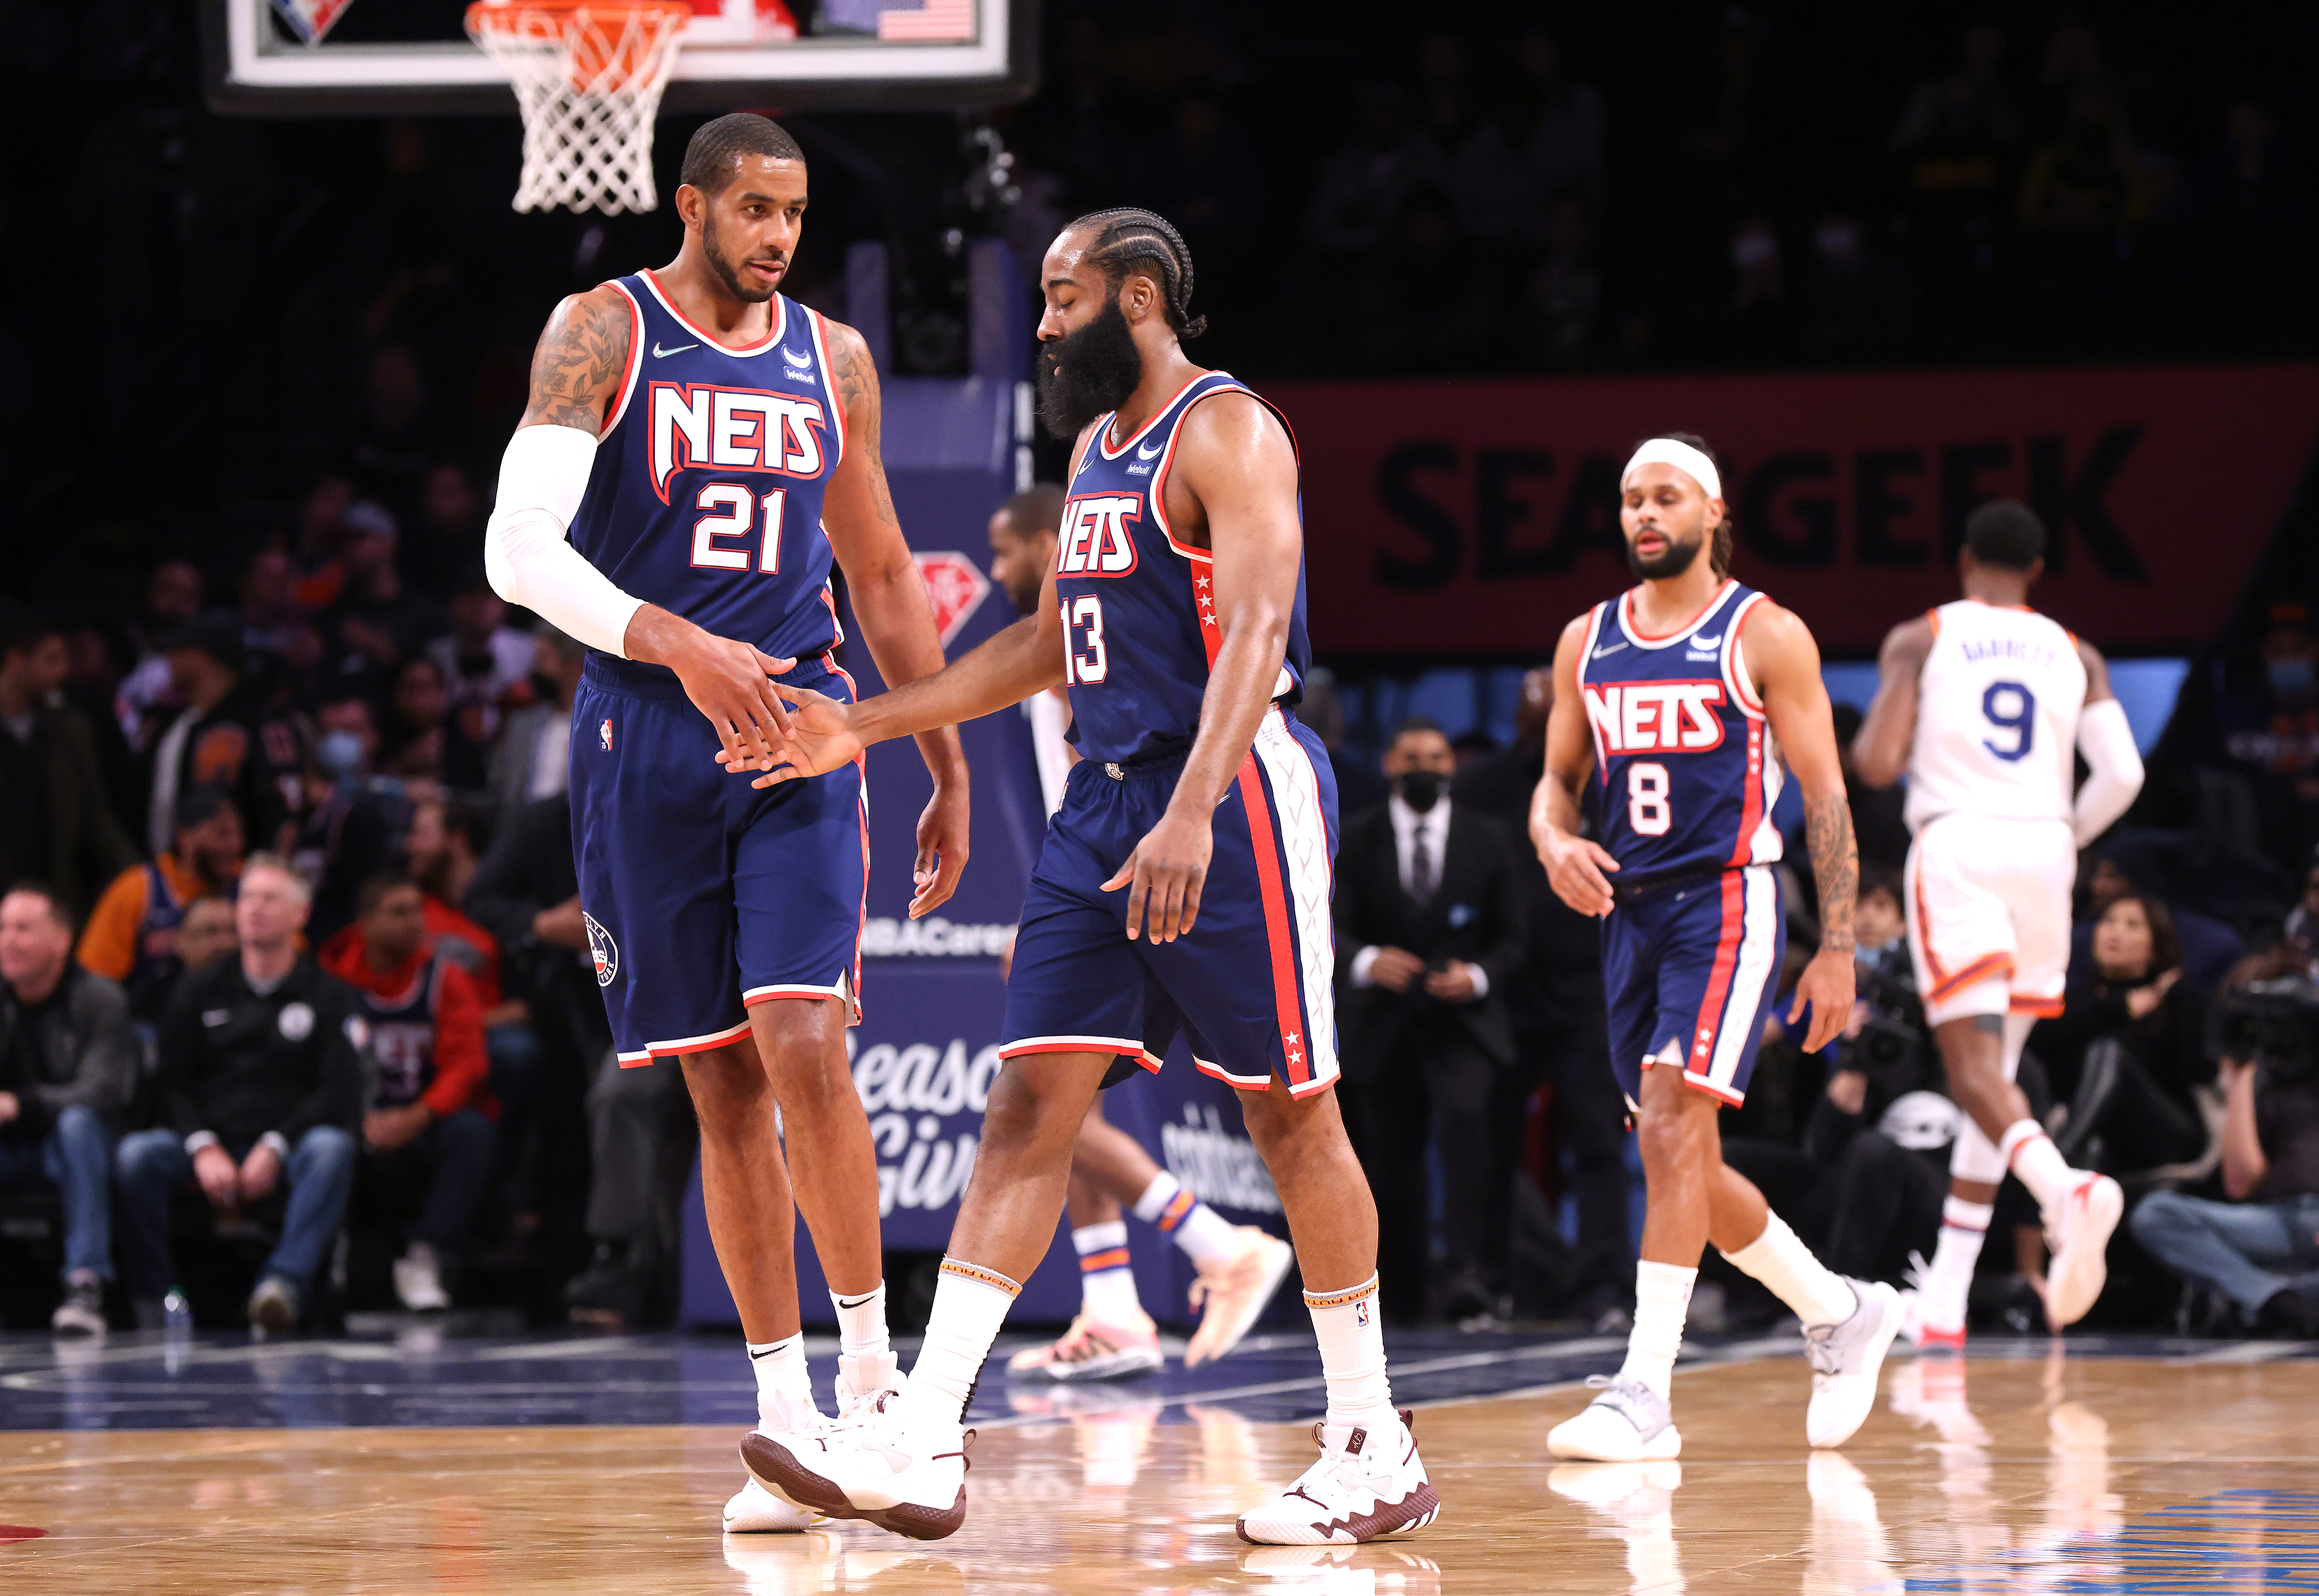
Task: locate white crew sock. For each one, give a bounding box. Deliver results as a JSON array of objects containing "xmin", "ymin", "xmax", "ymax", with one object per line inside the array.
[
  {"xmin": 1132, "ymin": 1171, "xmax": 1242, "ymax": 1267},
  {"xmin": 1919, "ymin": 1196, "xmax": 1992, "ymax": 1333},
  {"xmin": 746, "ymin": 1331, "xmax": 814, "ymax": 1428},
  {"xmin": 2000, "ymin": 1120, "xmax": 2076, "ymax": 1213},
  {"xmin": 1618, "ymin": 1260, "xmax": 1697, "ymax": 1397},
  {"xmin": 1306, "ymin": 1274, "xmax": 1397, "ymax": 1430},
  {"xmin": 1721, "ymin": 1210, "xmax": 1859, "ymax": 1328},
  {"xmin": 1072, "ymin": 1221, "xmax": 1142, "ymax": 1323},
  {"xmin": 897, "ymin": 1260, "xmax": 1019, "ymax": 1432},
  {"xmin": 830, "ymin": 1280, "xmax": 891, "ymax": 1360}
]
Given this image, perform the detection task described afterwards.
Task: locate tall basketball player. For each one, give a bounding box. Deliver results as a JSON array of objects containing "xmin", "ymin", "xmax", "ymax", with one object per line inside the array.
[
  {"xmin": 1852, "ymin": 502, "xmax": 2142, "ymax": 1345},
  {"xmin": 985, "ymin": 487, "xmax": 1297, "ymax": 1384},
  {"xmin": 726, "ymin": 208, "xmax": 1438, "ymax": 1545},
  {"xmin": 480, "ymin": 115, "xmax": 970, "ymax": 1533},
  {"xmin": 1532, "ymin": 436, "xmax": 1898, "ymax": 1462}
]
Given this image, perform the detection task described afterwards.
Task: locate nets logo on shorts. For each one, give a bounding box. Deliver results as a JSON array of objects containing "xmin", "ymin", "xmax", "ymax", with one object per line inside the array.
[{"xmin": 584, "ymin": 914, "xmax": 619, "ymax": 987}]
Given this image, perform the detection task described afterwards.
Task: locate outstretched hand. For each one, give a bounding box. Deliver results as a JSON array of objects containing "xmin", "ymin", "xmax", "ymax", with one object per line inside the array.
[
  {"xmin": 1539, "ymin": 830, "xmax": 1621, "ymax": 917},
  {"xmin": 717, "ymin": 683, "xmax": 865, "ymax": 787},
  {"xmin": 667, "ymin": 631, "xmax": 796, "ymax": 772}
]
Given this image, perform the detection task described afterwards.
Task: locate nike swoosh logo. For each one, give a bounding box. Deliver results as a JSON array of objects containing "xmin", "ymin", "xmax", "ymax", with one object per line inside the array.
[
  {"xmin": 1592, "ymin": 642, "xmax": 1627, "ymax": 659},
  {"xmin": 652, "ymin": 341, "xmax": 697, "ymax": 358},
  {"xmin": 783, "ymin": 347, "xmax": 812, "ymax": 367},
  {"xmin": 1137, "ymin": 441, "xmax": 1163, "ymax": 460}
]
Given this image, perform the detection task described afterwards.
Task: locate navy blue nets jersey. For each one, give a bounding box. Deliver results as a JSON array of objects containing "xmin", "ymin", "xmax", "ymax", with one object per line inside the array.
[
  {"xmin": 1578, "ymin": 580, "xmax": 1784, "ymax": 883},
  {"xmin": 566, "ymin": 272, "xmax": 849, "ymax": 664},
  {"xmin": 1057, "ymin": 372, "xmax": 1311, "ymax": 765}
]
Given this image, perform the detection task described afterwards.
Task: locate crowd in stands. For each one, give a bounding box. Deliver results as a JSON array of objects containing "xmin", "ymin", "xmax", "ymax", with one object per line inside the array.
[{"xmin": 0, "ymin": 585, "xmax": 693, "ymax": 1334}]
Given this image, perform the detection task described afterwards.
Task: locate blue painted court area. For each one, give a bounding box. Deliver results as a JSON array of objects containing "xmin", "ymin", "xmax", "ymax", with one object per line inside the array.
[{"xmin": 1, "ymin": 1325, "xmax": 2305, "ymax": 1434}]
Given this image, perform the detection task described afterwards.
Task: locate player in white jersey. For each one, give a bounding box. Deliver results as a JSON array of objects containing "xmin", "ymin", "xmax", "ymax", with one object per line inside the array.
[{"xmin": 1853, "ymin": 502, "xmax": 2145, "ymax": 1344}]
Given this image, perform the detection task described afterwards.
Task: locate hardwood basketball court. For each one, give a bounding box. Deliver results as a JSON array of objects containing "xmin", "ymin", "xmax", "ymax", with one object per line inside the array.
[{"xmin": 4, "ymin": 1329, "xmax": 2316, "ymax": 1592}]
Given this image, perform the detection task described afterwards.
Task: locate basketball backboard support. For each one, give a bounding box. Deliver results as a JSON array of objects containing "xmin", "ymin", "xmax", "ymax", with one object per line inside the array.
[{"xmin": 200, "ymin": 0, "xmax": 1038, "ymax": 116}]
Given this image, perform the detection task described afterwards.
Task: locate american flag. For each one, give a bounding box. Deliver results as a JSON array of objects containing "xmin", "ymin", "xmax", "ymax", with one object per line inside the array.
[{"xmin": 876, "ymin": 0, "xmax": 975, "ymax": 43}]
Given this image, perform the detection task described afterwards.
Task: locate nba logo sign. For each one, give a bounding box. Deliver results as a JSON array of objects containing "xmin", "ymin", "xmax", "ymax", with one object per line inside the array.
[
  {"xmin": 1355, "ymin": 1296, "xmax": 1371, "ymax": 1328},
  {"xmin": 600, "ymin": 718, "xmax": 614, "ymax": 752}
]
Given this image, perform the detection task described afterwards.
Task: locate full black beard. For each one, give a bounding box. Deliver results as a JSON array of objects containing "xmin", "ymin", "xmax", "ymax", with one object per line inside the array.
[
  {"xmin": 1036, "ymin": 297, "xmax": 1144, "ymax": 440},
  {"xmin": 703, "ymin": 211, "xmax": 781, "ymax": 305},
  {"xmin": 1626, "ymin": 528, "xmax": 1705, "ymax": 580}
]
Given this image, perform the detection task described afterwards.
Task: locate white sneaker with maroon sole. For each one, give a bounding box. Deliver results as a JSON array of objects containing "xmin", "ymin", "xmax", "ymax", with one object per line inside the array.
[
  {"xmin": 1235, "ymin": 1410, "xmax": 1440, "ymax": 1546},
  {"xmin": 1184, "ymin": 1228, "xmax": 1296, "ymax": 1368},
  {"xmin": 2043, "ymin": 1174, "xmax": 2124, "ymax": 1327},
  {"xmin": 1005, "ymin": 1310, "xmax": 1163, "ymax": 1382},
  {"xmin": 745, "ymin": 1391, "xmax": 972, "ymax": 1543}
]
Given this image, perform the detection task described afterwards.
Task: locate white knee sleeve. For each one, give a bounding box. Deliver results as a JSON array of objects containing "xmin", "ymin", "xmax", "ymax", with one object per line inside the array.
[{"xmin": 1950, "ymin": 1116, "xmax": 2007, "ymax": 1185}]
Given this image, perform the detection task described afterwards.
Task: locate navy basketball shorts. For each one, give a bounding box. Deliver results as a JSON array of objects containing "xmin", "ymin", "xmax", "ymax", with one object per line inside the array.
[
  {"xmin": 569, "ymin": 653, "xmax": 867, "ymax": 1067},
  {"xmin": 1000, "ymin": 708, "xmax": 1341, "ymax": 1098},
  {"xmin": 1599, "ymin": 863, "xmax": 1787, "ymax": 1111}
]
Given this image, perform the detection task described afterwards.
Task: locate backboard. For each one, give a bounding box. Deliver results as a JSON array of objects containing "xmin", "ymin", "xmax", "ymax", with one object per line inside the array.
[{"xmin": 201, "ymin": 0, "xmax": 1038, "ymax": 116}]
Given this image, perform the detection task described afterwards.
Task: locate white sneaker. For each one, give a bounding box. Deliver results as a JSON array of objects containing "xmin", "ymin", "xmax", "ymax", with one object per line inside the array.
[
  {"xmin": 1005, "ymin": 1310, "xmax": 1163, "ymax": 1382},
  {"xmin": 1235, "ymin": 1410, "xmax": 1439, "ymax": 1545},
  {"xmin": 393, "ymin": 1243, "xmax": 451, "ymax": 1313},
  {"xmin": 723, "ymin": 1476, "xmax": 824, "ymax": 1533},
  {"xmin": 1804, "ymin": 1279, "xmax": 1900, "ymax": 1449},
  {"xmin": 1184, "ymin": 1228, "xmax": 1296, "ymax": 1367},
  {"xmin": 744, "ymin": 1391, "xmax": 971, "ymax": 1542},
  {"xmin": 2043, "ymin": 1174, "xmax": 2123, "ymax": 1327},
  {"xmin": 1547, "ymin": 1375, "xmax": 1682, "ymax": 1462}
]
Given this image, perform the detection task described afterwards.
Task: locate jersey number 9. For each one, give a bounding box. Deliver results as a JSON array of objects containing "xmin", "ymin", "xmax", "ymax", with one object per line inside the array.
[{"xmin": 1980, "ymin": 680, "xmax": 2035, "ymax": 763}]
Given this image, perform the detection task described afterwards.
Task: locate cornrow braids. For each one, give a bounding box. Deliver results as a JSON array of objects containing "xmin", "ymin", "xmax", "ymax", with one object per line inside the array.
[{"xmin": 1069, "ymin": 207, "xmax": 1209, "ymax": 339}]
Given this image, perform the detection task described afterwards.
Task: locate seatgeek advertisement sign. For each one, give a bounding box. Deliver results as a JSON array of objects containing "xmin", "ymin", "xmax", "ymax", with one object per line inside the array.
[{"xmin": 1273, "ymin": 362, "xmax": 2319, "ymax": 656}]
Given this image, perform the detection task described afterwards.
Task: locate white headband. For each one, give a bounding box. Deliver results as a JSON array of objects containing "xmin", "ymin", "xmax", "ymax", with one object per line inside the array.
[{"xmin": 1621, "ymin": 438, "xmax": 1722, "ymax": 502}]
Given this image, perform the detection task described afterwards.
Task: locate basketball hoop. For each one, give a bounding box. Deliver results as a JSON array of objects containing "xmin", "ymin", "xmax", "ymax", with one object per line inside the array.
[{"xmin": 466, "ymin": 0, "xmax": 690, "ymax": 215}]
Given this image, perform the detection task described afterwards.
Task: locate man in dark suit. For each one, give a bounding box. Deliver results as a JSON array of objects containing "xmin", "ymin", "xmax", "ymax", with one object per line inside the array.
[
  {"xmin": 1456, "ymin": 667, "xmax": 1633, "ymax": 1327},
  {"xmin": 1335, "ymin": 718, "xmax": 1529, "ymax": 1321}
]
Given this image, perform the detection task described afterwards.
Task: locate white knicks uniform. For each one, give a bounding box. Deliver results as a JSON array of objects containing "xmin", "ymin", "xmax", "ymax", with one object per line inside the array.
[{"xmin": 1902, "ymin": 600, "xmax": 2087, "ymax": 1025}]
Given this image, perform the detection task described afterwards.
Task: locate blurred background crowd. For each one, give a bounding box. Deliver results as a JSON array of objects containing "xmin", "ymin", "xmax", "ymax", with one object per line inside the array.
[{"xmin": 3, "ymin": 0, "xmax": 2317, "ymax": 1345}]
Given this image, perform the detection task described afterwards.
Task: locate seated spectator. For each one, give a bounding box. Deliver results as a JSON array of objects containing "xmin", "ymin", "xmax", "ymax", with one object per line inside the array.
[
  {"xmin": 322, "ymin": 873, "xmax": 495, "ymax": 1312},
  {"xmin": 2213, "ymin": 604, "xmax": 2319, "ymax": 869},
  {"xmin": 116, "ymin": 856, "xmax": 364, "ymax": 1330},
  {"xmin": 0, "ymin": 885, "xmax": 138, "ymax": 1336},
  {"xmin": 2130, "ymin": 953, "xmax": 2319, "ymax": 1337},
  {"xmin": 427, "ymin": 565, "xmax": 537, "ymax": 765},
  {"xmin": 145, "ymin": 617, "xmax": 302, "ymax": 858},
  {"xmin": 2036, "ymin": 893, "xmax": 2213, "ymax": 1173},
  {"xmin": 1854, "ymin": 866, "xmax": 1910, "ymax": 978},
  {"xmin": 489, "ymin": 627, "xmax": 582, "ymax": 821},
  {"xmin": 1307, "ymin": 83, "xmax": 1446, "ymax": 252},
  {"xmin": 0, "ymin": 608, "xmax": 139, "ymax": 922},
  {"xmin": 380, "ymin": 654, "xmax": 451, "ymax": 782},
  {"xmin": 235, "ymin": 547, "xmax": 325, "ymax": 691},
  {"xmin": 2072, "ymin": 849, "xmax": 2242, "ymax": 993},
  {"xmin": 322, "ymin": 506, "xmax": 450, "ymax": 698},
  {"xmin": 297, "ymin": 694, "xmax": 408, "ymax": 941},
  {"xmin": 403, "ymin": 798, "xmax": 506, "ymax": 1008},
  {"xmin": 79, "ymin": 786, "xmax": 245, "ymax": 1021}
]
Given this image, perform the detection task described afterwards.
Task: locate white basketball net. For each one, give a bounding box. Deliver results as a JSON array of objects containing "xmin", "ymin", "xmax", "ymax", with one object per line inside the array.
[{"xmin": 467, "ymin": 4, "xmax": 688, "ymax": 215}]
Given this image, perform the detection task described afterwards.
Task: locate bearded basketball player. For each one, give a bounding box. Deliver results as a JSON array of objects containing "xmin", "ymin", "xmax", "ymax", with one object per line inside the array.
[
  {"xmin": 984, "ymin": 488, "xmax": 1298, "ymax": 1385},
  {"xmin": 1531, "ymin": 436, "xmax": 1899, "ymax": 1462},
  {"xmin": 481, "ymin": 114, "xmax": 970, "ymax": 1533},
  {"xmin": 726, "ymin": 208, "xmax": 1439, "ymax": 1546},
  {"xmin": 1852, "ymin": 501, "xmax": 2141, "ymax": 1346}
]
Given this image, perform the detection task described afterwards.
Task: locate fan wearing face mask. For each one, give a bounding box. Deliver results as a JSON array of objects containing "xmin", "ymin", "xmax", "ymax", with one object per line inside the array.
[{"xmin": 1331, "ymin": 717, "xmax": 1532, "ymax": 1323}]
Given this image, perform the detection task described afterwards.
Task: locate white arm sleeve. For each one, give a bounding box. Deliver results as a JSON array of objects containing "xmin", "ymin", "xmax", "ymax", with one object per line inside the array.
[
  {"xmin": 483, "ymin": 424, "xmax": 644, "ymax": 659},
  {"xmin": 2073, "ymin": 697, "xmax": 2143, "ymax": 847}
]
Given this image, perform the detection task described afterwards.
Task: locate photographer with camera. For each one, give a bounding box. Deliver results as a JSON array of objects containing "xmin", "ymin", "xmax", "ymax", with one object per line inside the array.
[{"xmin": 2128, "ymin": 947, "xmax": 2319, "ymax": 1338}]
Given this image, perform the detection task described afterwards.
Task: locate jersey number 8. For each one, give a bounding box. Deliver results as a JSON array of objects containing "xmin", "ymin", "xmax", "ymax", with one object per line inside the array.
[{"xmin": 1627, "ymin": 762, "xmax": 1672, "ymax": 836}]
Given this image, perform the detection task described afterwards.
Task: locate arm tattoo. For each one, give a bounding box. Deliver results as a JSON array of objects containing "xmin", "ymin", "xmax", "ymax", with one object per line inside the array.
[
  {"xmin": 830, "ymin": 326, "xmax": 903, "ymax": 534},
  {"xmin": 1804, "ymin": 791, "xmax": 1858, "ymax": 954},
  {"xmin": 526, "ymin": 292, "xmax": 630, "ymax": 434}
]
